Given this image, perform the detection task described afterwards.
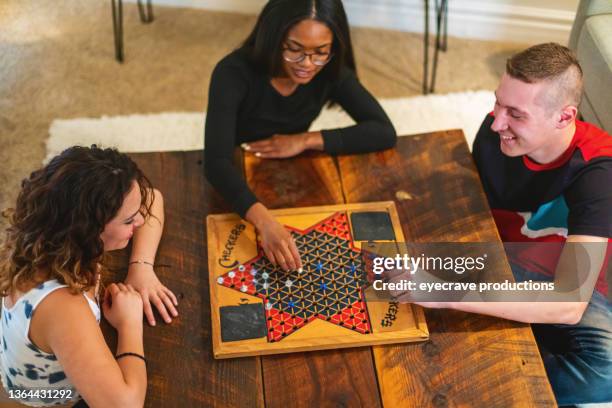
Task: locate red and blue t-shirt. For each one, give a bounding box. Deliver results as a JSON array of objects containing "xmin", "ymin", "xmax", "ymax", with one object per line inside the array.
[{"xmin": 473, "ymin": 114, "xmax": 612, "ymax": 296}]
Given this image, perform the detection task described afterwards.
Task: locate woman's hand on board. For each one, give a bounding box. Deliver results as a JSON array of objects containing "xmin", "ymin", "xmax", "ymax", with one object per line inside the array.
[{"xmin": 246, "ymin": 203, "xmax": 303, "ymax": 271}]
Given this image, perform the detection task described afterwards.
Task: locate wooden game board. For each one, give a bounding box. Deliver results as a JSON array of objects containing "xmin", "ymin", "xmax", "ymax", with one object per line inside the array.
[{"xmin": 207, "ymin": 201, "xmax": 428, "ymax": 359}]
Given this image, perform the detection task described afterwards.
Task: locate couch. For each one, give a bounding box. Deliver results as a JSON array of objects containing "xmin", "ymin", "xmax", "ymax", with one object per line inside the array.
[{"xmin": 569, "ymin": 0, "xmax": 612, "ymax": 132}]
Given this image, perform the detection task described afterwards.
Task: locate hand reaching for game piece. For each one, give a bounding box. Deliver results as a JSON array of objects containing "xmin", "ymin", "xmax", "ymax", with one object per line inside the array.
[
  {"xmin": 259, "ymin": 218, "xmax": 303, "ymax": 272},
  {"xmin": 246, "ymin": 203, "xmax": 303, "ymax": 271}
]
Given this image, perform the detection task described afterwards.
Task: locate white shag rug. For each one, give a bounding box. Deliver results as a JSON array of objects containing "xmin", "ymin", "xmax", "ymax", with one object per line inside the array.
[{"xmin": 46, "ymin": 90, "xmax": 494, "ymax": 162}]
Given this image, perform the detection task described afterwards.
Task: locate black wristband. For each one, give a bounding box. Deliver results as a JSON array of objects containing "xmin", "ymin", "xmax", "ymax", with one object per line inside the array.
[{"xmin": 116, "ymin": 352, "xmax": 147, "ymax": 364}]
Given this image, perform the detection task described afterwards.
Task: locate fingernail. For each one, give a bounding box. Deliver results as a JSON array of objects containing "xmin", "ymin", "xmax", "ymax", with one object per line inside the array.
[
  {"xmin": 166, "ymin": 318, "xmax": 172, "ymax": 323},
  {"xmin": 152, "ymin": 321, "xmax": 156, "ymax": 326}
]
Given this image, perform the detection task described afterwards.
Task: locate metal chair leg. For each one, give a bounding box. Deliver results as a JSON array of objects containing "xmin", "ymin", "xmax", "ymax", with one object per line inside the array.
[
  {"xmin": 138, "ymin": 0, "xmax": 154, "ymax": 23},
  {"xmin": 423, "ymin": 0, "xmax": 430, "ymax": 94},
  {"xmin": 429, "ymin": 0, "xmax": 447, "ymax": 93},
  {"xmin": 422, "ymin": 0, "xmax": 448, "ymax": 94},
  {"xmin": 111, "ymin": 0, "xmax": 154, "ymax": 62},
  {"xmin": 111, "ymin": 0, "xmax": 124, "ymax": 62},
  {"xmin": 441, "ymin": 0, "xmax": 448, "ymax": 51}
]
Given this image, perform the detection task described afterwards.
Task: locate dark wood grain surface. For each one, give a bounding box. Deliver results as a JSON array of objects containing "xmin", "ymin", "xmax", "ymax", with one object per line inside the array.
[
  {"xmin": 105, "ymin": 152, "xmax": 263, "ymax": 408},
  {"xmin": 338, "ymin": 130, "xmax": 556, "ymax": 407},
  {"xmin": 244, "ymin": 150, "xmax": 344, "ymax": 208},
  {"xmin": 244, "ymin": 152, "xmax": 382, "ymax": 408},
  {"xmin": 102, "ymin": 130, "xmax": 556, "ymax": 407}
]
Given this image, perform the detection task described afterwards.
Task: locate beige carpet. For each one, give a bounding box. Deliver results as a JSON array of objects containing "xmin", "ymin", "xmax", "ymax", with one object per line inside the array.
[{"xmin": 0, "ymin": 0, "xmax": 527, "ymax": 236}]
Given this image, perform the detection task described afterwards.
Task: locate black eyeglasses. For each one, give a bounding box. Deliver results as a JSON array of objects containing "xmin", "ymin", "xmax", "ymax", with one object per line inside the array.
[{"xmin": 282, "ymin": 46, "xmax": 333, "ymax": 66}]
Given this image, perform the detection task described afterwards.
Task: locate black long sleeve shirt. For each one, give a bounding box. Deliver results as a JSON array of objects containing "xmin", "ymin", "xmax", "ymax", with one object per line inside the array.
[{"xmin": 204, "ymin": 50, "xmax": 396, "ymax": 217}]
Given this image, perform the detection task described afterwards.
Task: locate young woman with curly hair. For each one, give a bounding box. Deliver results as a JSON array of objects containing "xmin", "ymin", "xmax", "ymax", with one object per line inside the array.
[{"xmin": 0, "ymin": 146, "xmax": 178, "ymax": 407}]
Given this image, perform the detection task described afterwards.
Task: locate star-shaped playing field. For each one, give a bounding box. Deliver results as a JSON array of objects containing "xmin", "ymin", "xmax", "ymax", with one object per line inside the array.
[{"xmin": 216, "ymin": 212, "xmax": 372, "ymax": 342}]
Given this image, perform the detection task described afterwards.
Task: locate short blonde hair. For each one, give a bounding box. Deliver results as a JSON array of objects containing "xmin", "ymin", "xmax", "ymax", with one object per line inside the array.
[{"xmin": 506, "ymin": 42, "xmax": 583, "ymax": 109}]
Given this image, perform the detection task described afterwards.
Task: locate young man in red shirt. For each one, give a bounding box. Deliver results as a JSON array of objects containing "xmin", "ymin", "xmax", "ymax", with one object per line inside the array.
[{"xmin": 418, "ymin": 43, "xmax": 611, "ymax": 405}]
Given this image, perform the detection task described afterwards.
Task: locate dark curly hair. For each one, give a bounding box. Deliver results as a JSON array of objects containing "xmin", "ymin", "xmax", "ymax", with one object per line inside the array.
[{"xmin": 0, "ymin": 146, "xmax": 153, "ymax": 295}]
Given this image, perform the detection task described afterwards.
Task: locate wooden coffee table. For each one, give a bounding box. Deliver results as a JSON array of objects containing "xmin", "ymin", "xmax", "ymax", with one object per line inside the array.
[{"xmin": 104, "ymin": 129, "xmax": 556, "ymax": 407}]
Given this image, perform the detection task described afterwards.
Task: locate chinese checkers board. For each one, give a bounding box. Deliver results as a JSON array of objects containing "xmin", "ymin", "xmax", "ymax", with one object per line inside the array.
[{"xmin": 207, "ymin": 202, "xmax": 428, "ymax": 359}]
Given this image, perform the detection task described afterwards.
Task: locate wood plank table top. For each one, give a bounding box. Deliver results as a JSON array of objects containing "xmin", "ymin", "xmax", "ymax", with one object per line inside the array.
[{"xmin": 105, "ymin": 129, "xmax": 556, "ymax": 407}]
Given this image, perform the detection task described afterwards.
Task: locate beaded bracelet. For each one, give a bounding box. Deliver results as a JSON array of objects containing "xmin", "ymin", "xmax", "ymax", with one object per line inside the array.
[{"xmin": 116, "ymin": 352, "xmax": 147, "ymax": 364}]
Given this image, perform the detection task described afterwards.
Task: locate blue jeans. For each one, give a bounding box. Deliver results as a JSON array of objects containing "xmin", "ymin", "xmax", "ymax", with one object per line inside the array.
[{"xmin": 511, "ymin": 263, "xmax": 612, "ymax": 405}]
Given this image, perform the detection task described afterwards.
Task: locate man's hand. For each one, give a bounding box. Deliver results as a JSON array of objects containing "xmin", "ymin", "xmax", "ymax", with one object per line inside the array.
[
  {"xmin": 125, "ymin": 264, "xmax": 179, "ymax": 326},
  {"xmin": 413, "ymin": 302, "xmax": 454, "ymax": 309}
]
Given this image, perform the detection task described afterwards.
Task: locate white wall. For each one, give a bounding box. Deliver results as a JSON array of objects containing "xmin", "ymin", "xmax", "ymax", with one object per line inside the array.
[{"xmin": 136, "ymin": 0, "xmax": 579, "ymax": 44}]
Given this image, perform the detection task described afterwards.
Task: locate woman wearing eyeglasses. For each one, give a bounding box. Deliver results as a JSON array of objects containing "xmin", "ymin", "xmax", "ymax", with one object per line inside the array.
[{"xmin": 204, "ymin": 0, "xmax": 396, "ymax": 271}]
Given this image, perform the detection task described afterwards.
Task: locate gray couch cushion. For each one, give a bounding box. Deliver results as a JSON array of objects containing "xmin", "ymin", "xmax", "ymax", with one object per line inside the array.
[
  {"xmin": 580, "ymin": 93, "xmax": 601, "ymax": 129},
  {"xmin": 569, "ymin": 0, "xmax": 612, "ymax": 50},
  {"xmin": 576, "ymin": 14, "xmax": 612, "ymax": 131}
]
